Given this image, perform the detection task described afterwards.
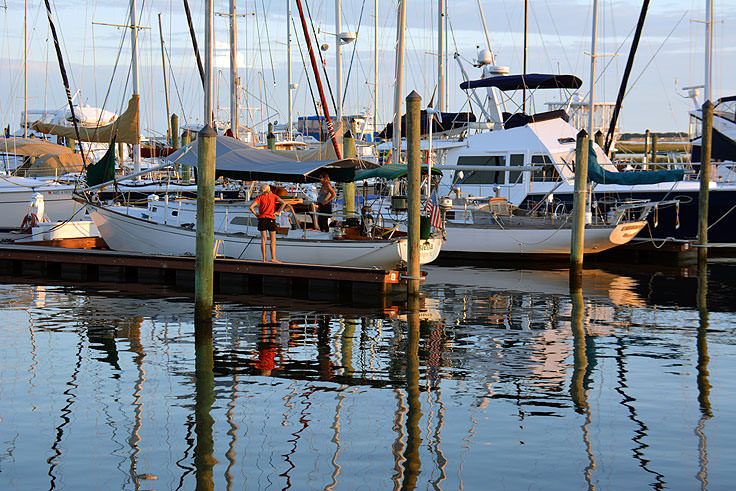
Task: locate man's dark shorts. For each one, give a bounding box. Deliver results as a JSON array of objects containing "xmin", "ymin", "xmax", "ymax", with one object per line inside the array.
[{"xmin": 257, "ymin": 217, "xmax": 277, "ymax": 231}]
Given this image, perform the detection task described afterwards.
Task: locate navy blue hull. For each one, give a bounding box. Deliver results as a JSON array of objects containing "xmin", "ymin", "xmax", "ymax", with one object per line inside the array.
[{"xmin": 522, "ymin": 189, "xmax": 736, "ymax": 243}]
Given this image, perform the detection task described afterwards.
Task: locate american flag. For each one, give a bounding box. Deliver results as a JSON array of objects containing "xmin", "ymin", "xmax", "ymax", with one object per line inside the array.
[{"xmin": 424, "ymin": 190, "xmax": 443, "ymax": 230}]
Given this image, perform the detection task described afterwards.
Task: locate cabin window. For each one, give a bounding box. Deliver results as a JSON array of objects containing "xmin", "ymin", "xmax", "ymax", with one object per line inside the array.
[
  {"xmin": 508, "ymin": 154, "xmax": 525, "ymax": 184},
  {"xmin": 454, "ymin": 155, "xmax": 505, "ymax": 185},
  {"xmin": 531, "ymin": 155, "xmax": 559, "ymax": 182}
]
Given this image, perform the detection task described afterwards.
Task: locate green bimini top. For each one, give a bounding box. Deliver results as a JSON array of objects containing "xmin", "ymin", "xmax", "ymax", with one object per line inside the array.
[{"xmin": 352, "ymin": 163, "xmax": 443, "ymax": 182}]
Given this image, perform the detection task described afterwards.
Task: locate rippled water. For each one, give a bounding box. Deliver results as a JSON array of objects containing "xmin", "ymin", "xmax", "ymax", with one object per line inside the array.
[{"xmin": 1, "ymin": 263, "xmax": 735, "ymax": 490}]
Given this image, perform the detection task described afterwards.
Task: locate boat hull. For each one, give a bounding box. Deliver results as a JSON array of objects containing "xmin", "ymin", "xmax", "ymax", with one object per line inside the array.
[
  {"xmin": 88, "ymin": 203, "xmax": 442, "ymax": 268},
  {"xmin": 442, "ymin": 221, "xmax": 646, "ymax": 255},
  {"xmin": 0, "ymin": 180, "xmax": 78, "ymax": 229}
]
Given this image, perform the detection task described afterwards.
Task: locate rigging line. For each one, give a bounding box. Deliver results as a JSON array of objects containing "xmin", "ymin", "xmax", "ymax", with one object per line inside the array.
[
  {"xmin": 41, "ymin": 0, "xmax": 87, "ymax": 169},
  {"xmin": 293, "ymin": 16, "xmax": 321, "ymax": 122},
  {"xmin": 304, "ymin": 0, "xmax": 338, "ymax": 117},
  {"xmin": 259, "ymin": 0, "xmax": 277, "ymax": 87},
  {"xmin": 625, "ymin": 10, "xmax": 688, "ymax": 98},
  {"xmin": 342, "ymin": 0, "xmax": 367, "ymax": 109},
  {"xmin": 165, "ymin": 44, "xmax": 190, "ymax": 128}
]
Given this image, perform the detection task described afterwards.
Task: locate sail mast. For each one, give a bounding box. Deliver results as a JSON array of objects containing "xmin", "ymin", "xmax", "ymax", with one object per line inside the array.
[
  {"xmin": 336, "ymin": 0, "xmax": 343, "ymax": 120},
  {"xmin": 392, "ymin": 0, "xmax": 407, "ymax": 157},
  {"xmin": 438, "ymin": 0, "xmax": 445, "ymax": 112},
  {"xmin": 704, "ymin": 0, "xmax": 713, "ymax": 102},
  {"xmin": 130, "ymin": 0, "xmax": 141, "ymax": 176},
  {"xmin": 158, "ymin": 14, "xmax": 171, "ymax": 143},
  {"xmin": 287, "ymin": 0, "xmax": 293, "ymax": 139},
  {"xmin": 587, "ymin": 0, "xmax": 599, "ymax": 137},
  {"xmin": 230, "ymin": 0, "xmax": 239, "ymax": 138}
]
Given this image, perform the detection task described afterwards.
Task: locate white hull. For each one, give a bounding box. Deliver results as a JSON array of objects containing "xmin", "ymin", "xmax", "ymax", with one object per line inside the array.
[
  {"xmin": 443, "ymin": 221, "xmax": 646, "ymax": 255},
  {"xmin": 0, "ymin": 178, "xmax": 78, "ymax": 229},
  {"xmin": 88, "ymin": 203, "xmax": 442, "ymax": 268}
]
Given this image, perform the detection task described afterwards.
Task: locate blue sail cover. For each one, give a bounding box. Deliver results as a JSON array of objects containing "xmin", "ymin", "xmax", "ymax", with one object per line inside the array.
[
  {"xmin": 587, "ymin": 142, "xmax": 684, "ymax": 185},
  {"xmin": 460, "ymin": 74, "xmax": 583, "ymax": 91}
]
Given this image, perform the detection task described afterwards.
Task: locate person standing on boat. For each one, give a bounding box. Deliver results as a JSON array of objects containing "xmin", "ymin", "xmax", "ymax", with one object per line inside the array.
[
  {"xmin": 249, "ymin": 183, "xmax": 287, "ymax": 262},
  {"xmin": 312, "ymin": 171, "xmax": 336, "ymax": 232}
]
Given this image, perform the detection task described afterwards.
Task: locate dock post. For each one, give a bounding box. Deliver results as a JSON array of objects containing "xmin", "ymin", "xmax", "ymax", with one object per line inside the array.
[
  {"xmin": 342, "ymin": 119, "xmax": 356, "ymax": 216},
  {"xmin": 650, "ymin": 133, "xmax": 658, "ymax": 164},
  {"xmin": 182, "ymin": 130, "xmax": 192, "ymax": 182},
  {"xmin": 570, "ymin": 129, "xmax": 589, "ymax": 287},
  {"xmin": 267, "ymin": 123, "xmax": 276, "ymax": 150},
  {"xmin": 697, "ymin": 100, "xmax": 713, "ymax": 267},
  {"xmin": 594, "ymin": 130, "xmax": 604, "ymax": 149},
  {"xmin": 406, "ymin": 91, "xmax": 422, "ymax": 297},
  {"xmin": 195, "ymin": 124, "xmax": 217, "ymax": 329},
  {"xmin": 644, "ymin": 129, "xmax": 651, "ymax": 164},
  {"xmin": 171, "ymin": 114, "xmax": 180, "ymax": 149}
]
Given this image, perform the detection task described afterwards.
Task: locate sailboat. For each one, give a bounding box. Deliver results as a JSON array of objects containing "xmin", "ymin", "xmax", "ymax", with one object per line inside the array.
[{"xmin": 79, "ymin": 135, "xmax": 443, "ymax": 268}]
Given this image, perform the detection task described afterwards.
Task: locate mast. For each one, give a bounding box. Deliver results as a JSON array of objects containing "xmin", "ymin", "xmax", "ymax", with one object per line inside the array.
[
  {"xmin": 130, "ymin": 0, "xmax": 141, "ymax": 175},
  {"xmin": 287, "ymin": 0, "xmax": 293, "ymax": 139},
  {"xmin": 392, "ymin": 0, "xmax": 407, "ymax": 157},
  {"xmin": 24, "ymin": 0, "xmax": 27, "ymax": 137},
  {"xmin": 437, "ymin": 0, "xmax": 445, "ymax": 112},
  {"xmin": 603, "ymin": 0, "xmax": 649, "ymax": 155},
  {"xmin": 336, "ymin": 0, "xmax": 343, "ymax": 120},
  {"xmin": 587, "ymin": 0, "xmax": 599, "ymax": 137},
  {"xmin": 295, "ymin": 0, "xmax": 343, "ymax": 159},
  {"xmin": 373, "ymin": 0, "xmax": 378, "ymax": 139},
  {"xmin": 522, "ymin": 0, "xmax": 528, "ymax": 114},
  {"xmin": 704, "ymin": 0, "xmax": 713, "ymax": 102},
  {"xmin": 205, "ymin": 0, "xmax": 214, "ymax": 124},
  {"xmin": 158, "ymin": 13, "xmax": 171, "ymax": 143},
  {"xmin": 230, "ymin": 0, "xmax": 238, "ymax": 137}
]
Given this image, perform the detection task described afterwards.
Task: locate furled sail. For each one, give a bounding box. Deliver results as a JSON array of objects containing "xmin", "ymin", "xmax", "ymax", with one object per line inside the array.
[{"xmin": 31, "ymin": 95, "xmax": 139, "ymax": 144}]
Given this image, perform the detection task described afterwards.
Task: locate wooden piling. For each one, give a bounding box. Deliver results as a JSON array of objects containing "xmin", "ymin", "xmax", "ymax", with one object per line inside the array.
[
  {"xmin": 171, "ymin": 114, "xmax": 180, "ymax": 149},
  {"xmin": 650, "ymin": 133, "xmax": 658, "ymax": 164},
  {"xmin": 570, "ymin": 129, "xmax": 589, "ymax": 287},
  {"xmin": 267, "ymin": 123, "xmax": 276, "ymax": 151},
  {"xmin": 698, "ymin": 101, "xmax": 713, "ymax": 266},
  {"xmin": 195, "ymin": 124, "xmax": 217, "ymax": 326},
  {"xmin": 594, "ymin": 130, "xmax": 604, "ymax": 149},
  {"xmin": 342, "ymin": 120, "xmax": 356, "ymax": 216},
  {"xmin": 644, "ymin": 129, "xmax": 651, "ymax": 164},
  {"xmin": 406, "ymin": 91, "xmax": 422, "ymax": 297}
]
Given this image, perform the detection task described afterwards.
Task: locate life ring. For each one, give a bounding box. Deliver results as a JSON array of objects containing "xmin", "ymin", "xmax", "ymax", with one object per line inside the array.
[{"xmin": 20, "ymin": 213, "xmax": 39, "ymax": 234}]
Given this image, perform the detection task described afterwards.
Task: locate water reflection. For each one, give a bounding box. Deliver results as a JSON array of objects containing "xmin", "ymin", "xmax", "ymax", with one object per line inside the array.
[{"xmin": 0, "ymin": 262, "xmax": 735, "ymax": 489}]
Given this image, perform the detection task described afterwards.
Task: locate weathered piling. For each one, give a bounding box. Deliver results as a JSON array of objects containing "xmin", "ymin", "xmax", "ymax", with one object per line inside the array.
[
  {"xmin": 644, "ymin": 129, "xmax": 651, "ymax": 164},
  {"xmin": 594, "ymin": 130, "xmax": 604, "ymax": 149},
  {"xmin": 698, "ymin": 100, "xmax": 713, "ymax": 266},
  {"xmin": 194, "ymin": 125, "xmax": 217, "ymax": 327},
  {"xmin": 267, "ymin": 122, "xmax": 276, "ymax": 151},
  {"xmin": 342, "ymin": 120, "xmax": 356, "ymax": 216},
  {"xmin": 406, "ymin": 91, "xmax": 422, "ymax": 297},
  {"xmin": 570, "ymin": 130, "xmax": 589, "ymax": 287},
  {"xmin": 650, "ymin": 133, "xmax": 658, "ymax": 164},
  {"xmin": 171, "ymin": 114, "xmax": 180, "ymax": 149}
]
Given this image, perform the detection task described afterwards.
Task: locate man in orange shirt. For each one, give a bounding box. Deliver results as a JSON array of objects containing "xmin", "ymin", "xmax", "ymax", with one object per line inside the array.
[{"xmin": 249, "ymin": 183, "xmax": 287, "ymax": 262}]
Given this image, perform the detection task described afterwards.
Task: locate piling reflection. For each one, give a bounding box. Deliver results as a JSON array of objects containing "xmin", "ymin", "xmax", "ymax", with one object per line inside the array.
[
  {"xmin": 401, "ymin": 297, "xmax": 423, "ymax": 490},
  {"xmin": 695, "ymin": 263, "xmax": 711, "ymax": 490},
  {"xmin": 194, "ymin": 321, "xmax": 216, "ymax": 491}
]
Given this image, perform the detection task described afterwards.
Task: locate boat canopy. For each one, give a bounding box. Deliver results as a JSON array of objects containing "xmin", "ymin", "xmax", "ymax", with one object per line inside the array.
[
  {"xmin": 31, "ymin": 95, "xmax": 139, "ymax": 144},
  {"xmin": 0, "ymin": 136, "xmax": 84, "ymax": 176},
  {"xmin": 587, "ymin": 142, "xmax": 684, "ymax": 185},
  {"xmin": 460, "ymin": 74, "xmax": 583, "ymax": 91},
  {"xmin": 165, "ymin": 134, "xmax": 377, "ymax": 182},
  {"xmin": 352, "ymin": 163, "xmax": 443, "ymax": 182}
]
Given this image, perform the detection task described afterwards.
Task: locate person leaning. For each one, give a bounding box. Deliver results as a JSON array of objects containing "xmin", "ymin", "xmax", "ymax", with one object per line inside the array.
[
  {"xmin": 249, "ymin": 183, "xmax": 287, "ymax": 262},
  {"xmin": 312, "ymin": 171, "xmax": 336, "ymax": 232}
]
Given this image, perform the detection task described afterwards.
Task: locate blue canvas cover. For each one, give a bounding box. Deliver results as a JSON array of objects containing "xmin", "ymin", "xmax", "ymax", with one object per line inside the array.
[{"xmin": 587, "ymin": 142, "xmax": 684, "ymax": 185}]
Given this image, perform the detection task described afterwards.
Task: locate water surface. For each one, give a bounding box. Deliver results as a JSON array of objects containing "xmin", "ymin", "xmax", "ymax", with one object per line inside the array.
[{"xmin": 0, "ymin": 263, "xmax": 734, "ymax": 489}]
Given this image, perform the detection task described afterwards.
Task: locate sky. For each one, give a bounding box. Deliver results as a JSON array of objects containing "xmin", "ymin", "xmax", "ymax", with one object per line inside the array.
[{"xmin": 0, "ymin": 0, "xmax": 734, "ymax": 139}]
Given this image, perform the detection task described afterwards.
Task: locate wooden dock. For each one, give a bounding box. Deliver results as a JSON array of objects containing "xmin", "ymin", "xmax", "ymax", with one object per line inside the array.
[{"xmin": 0, "ymin": 244, "xmax": 412, "ymax": 306}]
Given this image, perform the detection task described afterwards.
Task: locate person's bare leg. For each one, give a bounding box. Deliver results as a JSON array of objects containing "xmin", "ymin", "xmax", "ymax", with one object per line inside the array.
[
  {"xmin": 260, "ymin": 230, "xmax": 268, "ymax": 261},
  {"xmin": 269, "ymin": 230, "xmax": 280, "ymax": 262}
]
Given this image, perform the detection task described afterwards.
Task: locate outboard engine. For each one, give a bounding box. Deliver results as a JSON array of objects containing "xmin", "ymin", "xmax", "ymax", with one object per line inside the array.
[{"xmin": 360, "ymin": 206, "xmax": 374, "ymax": 237}]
